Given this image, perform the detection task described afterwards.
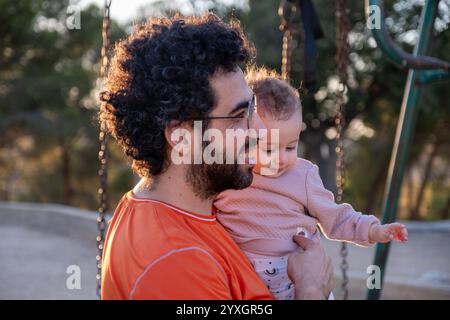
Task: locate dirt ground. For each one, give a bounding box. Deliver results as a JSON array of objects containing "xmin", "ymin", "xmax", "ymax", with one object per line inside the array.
[{"xmin": 1, "ymin": 202, "xmax": 449, "ymax": 300}]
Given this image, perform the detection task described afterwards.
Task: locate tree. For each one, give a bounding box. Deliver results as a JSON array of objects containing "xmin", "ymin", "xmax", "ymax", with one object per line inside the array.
[{"xmin": 0, "ymin": 1, "xmax": 128, "ymax": 209}]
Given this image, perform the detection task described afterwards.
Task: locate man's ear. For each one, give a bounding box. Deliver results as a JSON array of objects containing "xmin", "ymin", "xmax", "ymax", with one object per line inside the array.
[
  {"xmin": 164, "ymin": 120, "xmax": 192, "ymax": 149},
  {"xmin": 165, "ymin": 120, "xmax": 194, "ymax": 165},
  {"xmin": 164, "ymin": 120, "xmax": 196, "ymax": 167}
]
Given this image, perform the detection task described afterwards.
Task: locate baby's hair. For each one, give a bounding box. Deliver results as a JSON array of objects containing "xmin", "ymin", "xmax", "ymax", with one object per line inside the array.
[{"xmin": 245, "ymin": 65, "xmax": 301, "ymax": 121}]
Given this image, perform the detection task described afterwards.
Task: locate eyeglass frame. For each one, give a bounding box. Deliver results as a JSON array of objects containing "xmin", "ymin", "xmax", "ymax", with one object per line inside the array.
[{"xmin": 186, "ymin": 95, "xmax": 257, "ymax": 129}]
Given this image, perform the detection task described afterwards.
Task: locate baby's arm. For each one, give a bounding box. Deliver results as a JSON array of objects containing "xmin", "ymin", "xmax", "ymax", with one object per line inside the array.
[
  {"xmin": 304, "ymin": 164, "xmax": 379, "ymax": 246},
  {"xmin": 305, "ymin": 164, "xmax": 408, "ymax": 245}
]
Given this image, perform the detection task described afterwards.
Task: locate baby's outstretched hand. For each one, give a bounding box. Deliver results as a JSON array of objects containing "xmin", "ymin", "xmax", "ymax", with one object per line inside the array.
[{"xmin": 369, "ymin": 222, "xmax": 408, "ymax": 243}]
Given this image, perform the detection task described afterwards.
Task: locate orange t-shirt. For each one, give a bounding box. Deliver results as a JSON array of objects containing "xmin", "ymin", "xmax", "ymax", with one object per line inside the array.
[{"xmin": 101, "ymin": 191, "xmax": 273, "ymax": 300}]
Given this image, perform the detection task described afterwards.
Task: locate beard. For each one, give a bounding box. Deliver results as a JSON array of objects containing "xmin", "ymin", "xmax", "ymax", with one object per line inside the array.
[
  {"xmin": 185, "ymin": 136, "xmax": 254, "ymax": 200},
  {"xmin": 184, "ymin": 126, "xmax": 255, "ymax": 200},
  {"xmin": 185, "ymin": 162, "xmax": 253, "ymax": 200}
]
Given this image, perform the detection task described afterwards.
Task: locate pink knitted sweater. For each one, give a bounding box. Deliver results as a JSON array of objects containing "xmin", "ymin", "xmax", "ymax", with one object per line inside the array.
[{"xmin": 214, "ymin": 158, "xmax": 380, "ymax": 257}]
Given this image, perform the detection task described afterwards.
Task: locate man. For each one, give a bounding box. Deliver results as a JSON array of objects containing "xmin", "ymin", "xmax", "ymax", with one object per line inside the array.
[{"xmin": 99, "ymin": 13, "xmax": 333, "ymax": 299}]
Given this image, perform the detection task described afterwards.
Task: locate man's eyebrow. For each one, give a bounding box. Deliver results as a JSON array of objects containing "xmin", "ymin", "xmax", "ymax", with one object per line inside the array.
[{"xmin": 228, "ymin": 99, "xmax": 250, "ymax": 116}]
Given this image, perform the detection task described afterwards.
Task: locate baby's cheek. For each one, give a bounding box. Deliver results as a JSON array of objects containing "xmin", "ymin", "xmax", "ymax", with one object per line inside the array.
[{"xmin": 286, "ymin": 155, "xmax": 297, "ymax": 168}]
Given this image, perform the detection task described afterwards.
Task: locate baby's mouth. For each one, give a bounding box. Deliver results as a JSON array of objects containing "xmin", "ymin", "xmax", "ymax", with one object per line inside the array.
[{"xmin": 259, "ymin": 165, "xmax": 280, "ymax": 176}]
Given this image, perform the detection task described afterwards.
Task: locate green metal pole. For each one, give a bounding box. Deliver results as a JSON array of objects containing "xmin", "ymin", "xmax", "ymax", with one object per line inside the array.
[
  {"xmin": 368, "ymin": 0, "xmax": 450, "ymax": 70},
  {"xmin": 418, "ymin": 70, "xmax": 450, "ymax": 85},
  {"xmin": 367, "ymin": 0, "xmax": 439, "ymax": 300}
]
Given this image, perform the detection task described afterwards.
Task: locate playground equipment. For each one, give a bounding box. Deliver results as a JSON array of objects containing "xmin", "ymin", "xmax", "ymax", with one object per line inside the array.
[
  {"xmin": 279, "ymin": 0, "xmax": 351, "ymax": 300},
  {"xmin": 278, "ymin": 0, "xmax": 450, "ymax": 300},
  {"xmin": 366, "ymin": 0, "xmax": 450, "ymax": 300},
  {"xmin": 96, "ymin": 0, "xmax": 111, "ymax": 299}
]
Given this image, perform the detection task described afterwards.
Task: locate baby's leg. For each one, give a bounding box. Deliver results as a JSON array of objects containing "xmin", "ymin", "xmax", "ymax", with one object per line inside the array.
[
  {"xmin": 246, "ymin": 251, "xmax": 335, "ymax": 300},
  {"xmin": 246, "ymin": 253, "xmax": 295, "ymax": 300}
]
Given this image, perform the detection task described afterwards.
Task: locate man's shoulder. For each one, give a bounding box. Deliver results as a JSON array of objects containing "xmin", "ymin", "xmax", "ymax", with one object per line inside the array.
[{"xmin": 109, "ymin": 194, "xmax": 215, "ymax": 256}]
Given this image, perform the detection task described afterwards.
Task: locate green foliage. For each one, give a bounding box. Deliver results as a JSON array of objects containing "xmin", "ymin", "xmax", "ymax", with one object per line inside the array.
[{"xmin": 0, "ymin": 0, "xmax": 129, "ymax": 210}]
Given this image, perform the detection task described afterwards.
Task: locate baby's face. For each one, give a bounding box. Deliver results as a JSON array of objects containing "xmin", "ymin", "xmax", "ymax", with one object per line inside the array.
[{"xmin": 255, "ymin": 108, "xmax": 302, "ymax": 177}]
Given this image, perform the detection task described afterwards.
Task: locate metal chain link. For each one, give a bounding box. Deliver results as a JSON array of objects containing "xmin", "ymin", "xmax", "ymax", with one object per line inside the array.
[
  {"xmin": 281, "ymin": 29, "xmax": 293, "ymax": 81},
  {"xmin": 96, "ymin": 0, "xmax": 112, "ymax": 300},
  {"xmin": 279, "ymin": 0, "xmax": 348, "ymax": 299},
  {"xmin": 279, "ymin": 0, "xmax": 298, "ymax": 81},
  {"xmin": 336, "ymin": 0, "xmax": 350, "ymax": 300}
]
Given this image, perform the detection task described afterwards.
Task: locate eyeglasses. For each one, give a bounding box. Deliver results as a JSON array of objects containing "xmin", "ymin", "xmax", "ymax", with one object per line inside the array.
[{"xmin": 188, "ymin": 95, "xmax": 257, "ymax": 129}]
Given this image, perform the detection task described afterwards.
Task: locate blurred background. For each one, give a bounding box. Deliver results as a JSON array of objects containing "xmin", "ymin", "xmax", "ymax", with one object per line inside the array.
[{"xmin": 0, "ymin": 0, "xmax": 449, "ymax": 299}]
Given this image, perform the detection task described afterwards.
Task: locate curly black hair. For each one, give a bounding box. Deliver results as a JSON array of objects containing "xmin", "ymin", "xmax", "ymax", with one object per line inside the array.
[{"xmin": 99, "ymin": 13, "xmax": 252, "ymax": 179}]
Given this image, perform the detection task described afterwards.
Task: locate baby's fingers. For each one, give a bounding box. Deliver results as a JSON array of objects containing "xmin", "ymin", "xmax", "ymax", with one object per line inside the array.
[
  {"xmin": 383, "ymin": 231, "xmax": 394, "ymax": 241},
  {"xmin": 397, "ymin": 227, "xmax": 408, "ymax": 242},
  {"xmin": 388, "ymin": 223, "xmax": 408, "ymax": 242},
  {"xmin": 387, "ymin": 222, "xmax": 405, "ymax": 231}
]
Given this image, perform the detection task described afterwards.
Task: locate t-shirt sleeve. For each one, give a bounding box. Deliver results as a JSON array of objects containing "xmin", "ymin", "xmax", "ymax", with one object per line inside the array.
[{"xmin": 129, "ymin": 247, "xmax": 232, "ymax": 300}]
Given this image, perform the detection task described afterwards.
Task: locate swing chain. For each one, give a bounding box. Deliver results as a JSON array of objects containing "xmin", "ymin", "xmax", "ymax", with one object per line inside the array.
[
  {"xmin": 279, "ymin": 0, "xmax": 299, "ymax": 81},
  {"xmin": 96, "ymin": 0, "xmax": 112, "ymax": 299},
  {"xmin": 336, "ymin": 0, "xmax": 350, "ymax": 300},
  {"xmin": 100, "ymin": 0, "xmax": 112, "ymax": 80}
]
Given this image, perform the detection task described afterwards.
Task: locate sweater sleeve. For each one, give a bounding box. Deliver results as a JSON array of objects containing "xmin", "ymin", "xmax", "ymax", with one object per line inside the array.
[{"xmin": 304, "ymin": 164, "xmax": 380, "ymax": 247}]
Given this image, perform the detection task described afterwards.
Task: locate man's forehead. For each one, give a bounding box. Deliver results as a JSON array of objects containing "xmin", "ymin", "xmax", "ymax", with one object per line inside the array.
[{"xmin": 210, "ymin": 67, "xmax": 252, "ymax": 112}]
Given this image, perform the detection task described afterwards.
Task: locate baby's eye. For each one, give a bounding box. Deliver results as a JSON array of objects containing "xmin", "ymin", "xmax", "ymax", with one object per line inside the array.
[{"xmin": 286, "ymin": 146, "xmax": 296, "ymax": 151}]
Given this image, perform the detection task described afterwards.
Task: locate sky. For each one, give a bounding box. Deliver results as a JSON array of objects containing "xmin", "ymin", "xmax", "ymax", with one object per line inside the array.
[
  {"xmin": 79, "ymin": 0, "xmax": 159, "ymax": 24},
  {"xmin": 78, "ymin": 0, "xmax": 246, "ymax": 25}
]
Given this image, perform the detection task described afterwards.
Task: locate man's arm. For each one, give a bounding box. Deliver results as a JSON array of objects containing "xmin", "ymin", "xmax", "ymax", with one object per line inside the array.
[{"xmin": 287, "ymin": 235, "xmax": 334, "ymax": 300}]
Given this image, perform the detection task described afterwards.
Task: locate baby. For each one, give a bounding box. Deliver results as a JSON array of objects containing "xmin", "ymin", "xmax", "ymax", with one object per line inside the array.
[{"xmin": 214, "ymin": 67, "xmax": 408, "ymax": 300}]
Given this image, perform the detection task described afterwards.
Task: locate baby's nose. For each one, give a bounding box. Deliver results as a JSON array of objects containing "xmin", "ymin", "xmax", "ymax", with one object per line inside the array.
[{"xmin": 251, "ymin": 112, "xmax": 267, "ymax": 133}]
